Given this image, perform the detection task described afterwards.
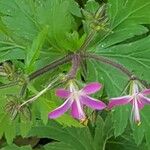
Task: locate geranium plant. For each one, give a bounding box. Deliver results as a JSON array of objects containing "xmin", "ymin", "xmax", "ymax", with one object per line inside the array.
[{"xmin": 0, "ymin": 0, "xmax": 150, "ymax": 150}]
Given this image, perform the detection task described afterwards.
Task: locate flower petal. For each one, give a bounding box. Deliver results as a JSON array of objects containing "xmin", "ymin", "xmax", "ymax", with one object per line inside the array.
[
  {"xmin": 132, "ymin": 98, "xmax": 141, "ymax": 124},
  {"xmin": 138, "ymin": 101, "xmax": 144, "ymax": 109},
  {"xmin": 80, "ymin": 95, "xmax": 106, "ymax": 110},
  {"xmin": 130, "ymin": 99, "xmax": 144, "ymax": 109},
  {"xmin": 56, "ymin": 88, "xmax": 70, "ymax": 98},
  {"xmin": 141, "ymin": 89, "xmax": 150, "ymax": 95},
  {"xmin": 82, "ymin": 82, "xmax": 102, "ymax": 95},
  {"xmin": 49, "ymin": 98, "xmax": 73, "ymax": 119},
  {"xmin": 71, "ymin": 100, "xmax": 85, "ymax": 120},
  {"xmin": 138, "ymin": 94, "xmax": 150, "ymax": 104},
  {"xmin": 108, "ymin": 95, "xmax": 132, "ymax": 109}
]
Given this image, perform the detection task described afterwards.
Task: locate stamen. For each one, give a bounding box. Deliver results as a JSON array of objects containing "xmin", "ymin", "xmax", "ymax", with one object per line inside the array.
[{"xmin": 136, "ymin": 120, "xmax": 141, "ymax": 126}]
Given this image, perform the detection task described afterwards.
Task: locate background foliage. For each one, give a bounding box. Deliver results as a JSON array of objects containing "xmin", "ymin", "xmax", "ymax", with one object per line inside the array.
[{"xmin": 0, "ymin": 0, "xmax": 150, "ymax": 149}]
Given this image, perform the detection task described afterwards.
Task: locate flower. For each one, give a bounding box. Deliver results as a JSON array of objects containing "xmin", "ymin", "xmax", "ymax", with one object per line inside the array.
[
  {"xmin": 48, "ymin": 82, "xmax": 106, "ymax": 120},
  {"xmin": 108, "ymin": 81, "xmax": 150, "ymax": 124}
]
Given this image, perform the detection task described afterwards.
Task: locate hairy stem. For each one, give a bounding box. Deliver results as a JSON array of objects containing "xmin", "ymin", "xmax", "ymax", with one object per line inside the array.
[
  {"xmin": 28, "ymin": 54, "xmax": 73, "ymax": 81},
  {"xmin": 18, "ymin": 54, "xmax": 81, "ymax": 107},
  {"xmin": 67, "ymin": 54, "xmax": 80, "ymax": 79},
  {"xmin": 78, "ymin": 31, "xmax": 96, "ymax": 52},
  {"xmin": 18, "ymin": 54, "xmax": 73, "ymax": 97},
  {"xmin": 84, "ymin": 53, "xmax": 134, "ymax": 78},
  {"xmin": 0, "ymin": 81, "xmax": 18, "ymax": 89},
  {"xmin": 77, "ymin": 4, "xmax": 107, "ymax": 52},
  {"xmin": 19, "ymin": 83, "xmax": 27, "ymax": 97},
  {"xmin": 84, "ymin": 53, "xmax": 150, "ymax": 87},
  {"xmin": 19, "ymin": 55, "xmax": 81, "ymax": 107}
]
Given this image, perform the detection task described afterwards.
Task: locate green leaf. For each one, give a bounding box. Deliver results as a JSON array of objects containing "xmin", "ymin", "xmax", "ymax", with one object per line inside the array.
[
  {"xmin": 98, "ymin": 25, "xmax": 148, "ymax": 48},
  {"xmin": 44, "ymin": 142, "xmax": 75, "ymax": 150},
  {"xmin": 19, "ymin": 110, "xmax": 32, "ymax": 137},
  {"xmin": 0, "ymin": 114, "xmax": 8, "ymax": 139},
  {"xmin": 132, "ymin": 123, "xmax": 144, "ymax": 146},
  {"xmin": 0, "ymin": 114, "xmax": 16, "ymax": 144},
  {"xmin": 106, "ymin": 133, "xmax": 148, "ymax": 150},
  {"xmin": 87, "ymin": 60, "xmax": 127, "ymax": 97},
  {"xmin": 0, "ymin": 48, "xmax": 25, "ymax": 63},
  {"xmin": 25, "ymin": 26, "xmax": 48, "ymax": 73},
  {"xmin": 0, "ymin": 0, "xmax": 35, "ymax": 63},
  {"xmin": 94, "ymin": 36, "xmax": 150, "ymax": 95},
  {"xmin": 69, "ymin": 0, "xmax": 82, "ymax": 17},
  {"xmin": 108, "ymin": 0, "xmax": 150, "ymax": 28},
  {"xmin": 37, "ymin": 0, "xmax": 80, "ymax": 51},
  {"xmin": 85, "ymin": 0, "xmax": 99, "ymax": 14},
  {"xmin": 0, "ymin": 0, "xmax": 37, "ymax": 41},
  {"xmin": 93, "ymin": 0, "xmax": 150, "ymax": 48},
  {"xmin": 30, "ymin": 116, "xmax": 113, "ymax": 150},
  {"xmin": 137, "ymin": 106, "xmax": 150, "ymax": 149},
  {"xmin": 0, "ymin": 17, "xmax": 9, "ymax": 34},
  {"xmin": 35, "ymin": 96, "xmax": 82, "ymax": 127},
  {"xmin": 93, "ymin": 115, "xmax": 113, "ymax": 150},
  {"xmin": 29, "ymin": 121, "xmax": 91, "ymax": 150},
  {"xmin": 88, "ymin": 36, "xmax": 150, "ymax": 140},
  {"xmin": 0, "ymin": 86, "xmax": 26, "ymax": 144},
  {"xmin": 113, "ymin": 106, "xmax": 130, "ymax": 137},
  {"xmin": 0, "ymin": 144, "xmax": 32, "ymax": 150},
  {"xmin": 4, "ymin": 119, "xmax": 16, "ymax": 145}
]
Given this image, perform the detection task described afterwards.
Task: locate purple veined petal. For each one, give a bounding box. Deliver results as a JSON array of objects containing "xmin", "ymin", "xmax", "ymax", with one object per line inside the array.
[
  {"xmin": 56, "ymin": 88, "xmax": 70, "ymax": 99},
  {"xmin": 137, "ymin": 100, "xmax": 144, "ymax": 109},
  {"xmin": 141, "ymin": 89, "xmax": 150, "ymax": 96},
  {"xmin": 130, "ymin": 97, "xmax": 144, "ymax": 109},
  {"xmin": 137, "ymin": 95, "xmax": 144, "ymax": 109},
  {"xmin": 71, "ymin": 100, "xmax": 85, "ymax": 120},
  {"xmin": 80, "ymin": 95, "xmax": 106, "ymax": 110},
  {"xmin": 132, "ymin": 98, "xmax": 141, "ymax": 124},
  {"xmin": 138, "ymin": 94, "xmax": 150, "ymax": 104},
  {"xmin": 49, "ymin": 98, "xmax": 73, "ymax": 119},
  {"xmin": 82, "ymin": 82, "xmax": 102, "ymax": 95},
  {"xmin": 108, "ymin": 95, "xmax": 132, "ymax": 109}
]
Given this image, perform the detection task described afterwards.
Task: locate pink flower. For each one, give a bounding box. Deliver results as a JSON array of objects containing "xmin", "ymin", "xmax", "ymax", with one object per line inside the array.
[
  {"xmin": 48, "ymin": 82, "xmax": 106, "ymax": 120},
  {"xmin": 108, "ymin": 82, "xmax": 150, "ymax": 124}
]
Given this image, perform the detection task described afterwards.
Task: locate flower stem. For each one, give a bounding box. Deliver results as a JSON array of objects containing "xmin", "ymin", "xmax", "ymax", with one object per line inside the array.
[
  {"xmin": 78, "ymin": 31, "xmax": 96, "ymax": 52},
  {"xmin": 77, "ymin": 4, "xmax": 107, "ymax": 53},
  {"xmin": 19, "ymin": 74, "xmax": 63, "ymax": 108},
  {"xmin": 67, "ymin": 54, "xmax": 80, "ymax": 79},
  {"xmin": 102, "ymin": 140, "xmax": 106, "ymax": 150}
]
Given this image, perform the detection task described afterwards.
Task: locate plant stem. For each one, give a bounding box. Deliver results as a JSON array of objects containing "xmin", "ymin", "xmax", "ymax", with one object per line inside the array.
[
  {"xmin": 67, "ymin": 54, "xmax": 80, "ymax": 79},
  {"xmin": 78, "ymin": 31, "xmax": 96, "ymax": 52},
  {"xmin": 18, "ymin": 54, "xmax": 73, "ymax": 97},
  {"xmin": 19, "ymin": 74, "xmax": 63, "ymax": 108},
  {"xmin": 19, "ymin": 54, "xmax": 82, "ymax": 107},
  {"xmin": 28, "ymin": 54, "xmax": 73, "ymax": 81},
  {"xmin": 84, "ymin": 53, "xmax": 134, "ymax": 78},
  {"xmin": 84, "ymin": 53, "xmax": 150, "ymax": 87},
  {"xmin": 0, "ymin": 81, "xmax": 18, "ymax": 89},
  {"xmin": 19, "ymin": 83, "xmax": 27, "ymax": 97},
  {"xmin": 78, "ymin": 4, "xmax": 107, "ymax": 53},
  {"xmin": 28, "ymin": 29, "xmax": 95, "ymax": 81},
  {"xmin": 102, "ymin": 140, "xmax": 106, "ymax": 150}
]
